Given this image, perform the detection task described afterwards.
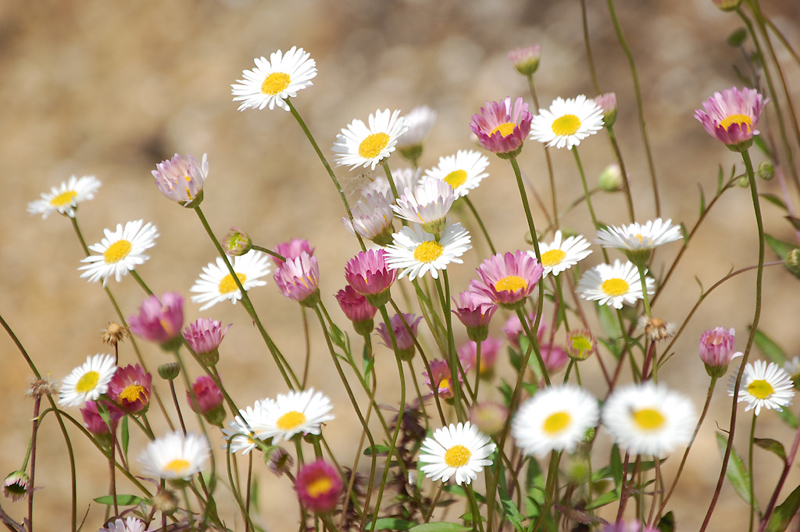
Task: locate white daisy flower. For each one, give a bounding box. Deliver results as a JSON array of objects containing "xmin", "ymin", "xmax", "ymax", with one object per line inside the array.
[
  {"xmin": 602, "ymin": 382, "xmax": 695, "ymax": 457},
  {"xmin": 342, "ymin": 190, "xmax": 394, "ymax": 242},
  {"xmin": 418, "ymin": 421, "xmax": 496, "ymax": 485},
  {"xmin": 535, "ymin": 230, "xmax": 592, "ymax": 277},
  {"xmin": 78, "ymin": 220, "xmax": 158, "ymax": 286},
  {"xmin": 512, "ymin": 385, "xmax": 599, "ymax": 457},
  {"xmin": 730, "ymin": 360, "xmax": 795, "ymax": 416},
  {"xmin": 59, "ymin": 354, "xmax": 117, "ymax": 407},
  {"xmin": 596, "ymin": 218, "xmax": 683, "ymax": 251},
  {"xmin": 385, "ymin": 221, "xmax": 471, "ymax": 281},
  {"xmin": 577, "ymin": 259, "xmax": 654, "ymax": 309},
  {"xmin": 27, "ymin": 175, "xmax": 101, "ymax": 219},
  {"xmin": 190, "ymin": 250, "xmax": 271, "ymax": 311},
  {"xmin": 260, "ymin": 389, "xmax": 334, "ymax": 443},
  {"xmin": 332, "ymin": 109, "xmax": 409, "ymax": 171},
  {"xmin": 392, "ymin": 179, "xmax": 455, "ymax": 233},
  {"xmin": 222, "ymin": 399, "xmax": 274, "ymax": 455},
  {"xmin": 530, "ymin": 95, "xmax": 604, "ymax": 150},
  {"xmin": 231, "ymin": 47, "xmax": 317, "ymax": 112},
  {"xmin": 423, "ymin": 150, "xmax": 490, "ymax": 198},
  {"xmin": 396, "ymin": 105, "xmax": 437, "ymax": 149},
  {"xmin": 138, "ymin": 432, "xmax": 210, "ymax": 480}
]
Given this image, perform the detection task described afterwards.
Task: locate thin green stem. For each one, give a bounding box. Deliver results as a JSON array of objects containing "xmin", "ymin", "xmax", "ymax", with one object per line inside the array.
[
  {"xmin": 581, "ymin": 0, "xmax": 601, "ymax": 94},
  {"xmin": 436, "ymin": 273, "xmax": 467, "ymax": 418},
  {"xmin": 636, "ymin": 263, "xmax": 652, "ymax": 318},
  {"xmin": 509, "ymin": 156, "xmax": 541, "ymax": 260},
  {"xmin": 463, "ymin": 196, "xmax": 497, "ymax": 254},
  {"xmin": 749, "ymin": 414, "xmax": 758, "ymax": 532},
  {"xmin": 526, "ymin": 76, "xmax": 559, "ymax": 230},
  {"xmin": 382, "ymin": 160, "xmax": 400, "ymax": 201},
  {"xmin": 250, "ymin": 245, "xmax": 286, "ymax": 263},
  {"xmin": 607, "ymin": 127, "xmax": 636, "ymax": 222}
]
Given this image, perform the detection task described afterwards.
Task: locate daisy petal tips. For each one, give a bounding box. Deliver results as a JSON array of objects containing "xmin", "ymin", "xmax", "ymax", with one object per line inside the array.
[
  {"xmin": 332, "ymin": 109, "xmax": 409, "ymax": 171},
  {"xmin": 28, "ymin": 175, "xmax": 101, "ymax": 219},
  {"xmin": 232, "ymin": 47, "xmax": 317, "ymax": 112}
]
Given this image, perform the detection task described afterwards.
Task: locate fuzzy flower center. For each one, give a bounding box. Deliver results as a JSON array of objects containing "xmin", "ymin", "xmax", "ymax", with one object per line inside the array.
[
  {"xmin": 570, "ymin": 336, "xmax": 592, "ymax": 356},
  {"xmin": 490, "ymin": 122, "xmax": 516, "ymax": 138},
  {"xmin": 120, "ymin": 384, "xmax": 146, "ymax": 404},
  {"xmin": 438, "ymin": 377, "xmax": 451, "ymax": 392},
  {"xmin": 552, "ymin": 114, "xmax": 581, "ymax": 136},
  {"xmin": 747, "ymin": 379, "xmax": 775, "ymax": 400},
  {"xmin": 632, "ymin": 408, "xmax": 665, "ymax": 430},
  {"xmin": 414, "ymin": 241, "xmax": 444, "ymax": 263},
  {"xmin": 50, "ymin": 190, "xmax": 77, "ymax": 207},
  {"xmin": 543, "ymin": 411, "xmax": 571, "ymax": 435},
  {"xmin": 719, "ymin": 113, "xmax": 753, "ymax": 133},
  {"xmin": 219, "ymin": 273, "xmax": 247, "ymax": 295},
  {"xmin": 261, "ymin": 72, "xmax": 291, "ymax": 95},
  {"xmin": 358, "ymin": 133, "xmax": 390, "ymax": 159},
  {"xmin": 164, "ymin": 459, "xmax": 190, "ymax": 475},
  {"xmin": 277, "ymin": 410, "xmax": 307, "ymax": 431},
  {"xmin": 444, "ymin": 444, "xmax": 471, "ymax": 467},
  {"xmin": 75, "ymin": 371, "xmax": 100, "ymax": 393},
  {"xmin": 104, "ymin": 240, "xmax": 132, "ymax": 264},
  {"xmin": 444, "ymin": 169, "xmax": 468, "ymax": 189},
  {"xmin": 601, "ymin": 278, "xmax": 629, "ymax": 297},
  {"xmin": 494, "ymin": 275, "xmax": 528, "ymax": 293},
  {"xmin": 541, "ymin": 249, "xmax": 566, "ymax": 267},
  {"xmin": 306, "ymin": 475, "xmax": 334, "ymax": 498}
]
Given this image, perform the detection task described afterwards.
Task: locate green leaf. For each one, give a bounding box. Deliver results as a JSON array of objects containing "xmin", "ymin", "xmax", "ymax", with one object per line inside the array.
[
  {"xmin": 597, "ymin": 305, "xmax": 623, "ymax": 359},
  {"xmin": 408, "ymin": 524, "xmax": 469, "ymax": 532},
  {"xmin": 765, "ymin": 483, "xmax": 800, "ymax": 532},
  {"xmin": 364, "ymin": 444, "xmax": 390, "ymax": 456},
  {"xmin": 93, "ymin": 494, "xmax": 143, "ymax": 506},
  {"xmin": 584, "ymin": 489, "xmax": 620, "ymax": 511},
  {"xmin": 363, "ymin": 356, "xmax": 375, "ymax": 379},
  {"xmin": 443, "ymin": 485, "xmax": 486, "ymax": 503},
  {"xmin": 765, "ymin": 234, "xmax": 795, "ymax": 261},
  {"xmin": 610, "ymin": 444, "xmax": 623, "ymax": 491},
  {"xmin": 754, "ymin": 438, "xmax": 787, "ymax": 461},
  {"xmin": 657, "ymin": 511, "xmax": 675, "ymax": 532},
  {"xmin": 727, "ymin": 27, "xmax": 748, "ymax": 47},
  {"xmin": 716, "ymin": 432, "xmax": 755, "ymax": 506},
  {"xmin": 753, "ymin": 329, "xmax": 788, "ymax": 364},
  {"xmin": 786, "ymin": 216, "xmax": 800, "ymax": 232},
  {"xmin": 761, "ymin": 193, "xmax": 789, "ymax": 211},
  {"xmin": 680, "ymin": 222, "xmax": 689, "ymax": 244},
  {"xmin": 370, "ymin": 518, "xmax": 416, "ymax": 530},
  {"xmin": 717, "ymin": 165, "xmax": 725, "ymax": 195},
  {"xmin": 498, "ymin": 481, "xmax": 525, "ymax": 531},
  {"xmin": 753, "ymin": 134, "xmax": 772, "ymax": 157},
  {"xmin": 777, "ymin": 407, "xmax": 799, "ymax": 429},
  {"xmin": 698, "ymin": 185, "xmax": 706, "ymax": 216},
  {"xmin": 121, "ymin": 417, "xmax": 130, "ymax": 459}
]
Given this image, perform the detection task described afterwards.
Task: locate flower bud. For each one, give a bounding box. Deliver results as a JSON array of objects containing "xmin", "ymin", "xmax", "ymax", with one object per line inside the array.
[
  {"xmin": 757, "ymin": 160, "xmax": 775, "ymax": 181},
  {"xmin": 158, "ymin": 362, "xmax": 181, "ymax": 381},
  {"xmin": 469, "ymin": 401, "xmax": 508, "ymax": 436},
  {"xmin": 224, "ymin": 227, "xmax": 252, "ymax": 256},
  {"xmin": 598, "ymin": 163, "xmax": 624, "ymax": 192},
  {"xmin": 786, "ymin": 249, "xmax": 800, "ymax": 279},
  {"xmin": 567, "ymin": 330, "xmax": 596, "ymax": 360},
  {"xmin": 594, "ymin": 93, "xmax": 617, "ymax": 128},
  {"xmin": 699, "ymin": 327, "xmax": 737, "ymax": 378},
  {"xmin": 3, "ymin": 470, "xmax": 30, "ymax": 502},
  {"xmin": 713, "ymin": 0, "xmax": 742, "ymax": 12},
  {"xmin": 508, "ymin": 45, "xmax": 541, "ymax": 76}
]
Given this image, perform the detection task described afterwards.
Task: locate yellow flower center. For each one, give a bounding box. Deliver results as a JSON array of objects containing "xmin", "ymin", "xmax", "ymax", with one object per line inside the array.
[
  {"xmin": 444, "ymin": 444, "xmax": 472, "ymax": 467},
  {"xmin": 490, "ymin": 122, "xmax": 516, "ymax": 138},
  {"xmin": 719, "ymin": 113, "xmax": 753, "ymax": 133},
  {"xmin": 413, "ymin": 241, "xmax": 444, "ymax": 263},
  {"xmin": 276, "ymin": 410, "xmax": 307, "ymax": 431},
  {"xmin": 50, "ymin": 190, "xmax": 77, "ymax": 207},
  {"xmin": 444, "ymin": 169, "xmax": 468, "ymax": 189},
  {"xmin": 103, "ymin": 240, "xmax": 132, "ymax": 264},
  {"xmin": 551, "ymin": 114, "xmax": 581, "ymax": 136},
  {"xmin": 439, "ymin": 377, "xmax": 451, "ymax": 392},
  {"xmin": 494, "ymin": 275, "xmax": 528, "ymax": 293},
  {"xmin": 632, "ymin": 408, "xmax": 665, "ymax": 430},
  {"xmin": 219, "ymin": 273, "xmax": 247, "ymax": 295},
  {"xmin": 747, "ymin": 379, "xmax": 775, "ymax": 400},
  {"xmin": 570, "ymin": 336, "xmax": 592, "ymax": 355},
  {"xmin": 75, "ymin": 371, "xmax": 100, "ymax": 393},
  {"xmin": 119, "ymin": 384, "xmax": 146, "ymax": 404},
  {"xmin": 261, "ymin": 72, "xmax": 291, "ymax": 95},
  {"xmin": 543, "ymin": 411, "xmax": 571, "ymax": 435},
  {"xmin": 601, "ymin": 278, "xmax": 629, "ymax": 297},
  {"xmin": 358, "ymin": 132, "xmax": 390, "ymax": 159},
  {"xmin": 541, "ymin": 249, "xmax": 566, "ymax": 267},
  {"xmin": 164, "ymin": 459, "xmax": 190, "ymax": 475},
  {"xmin": 306, "ymin": 476, "xmax": 334, "ymax": 498}
]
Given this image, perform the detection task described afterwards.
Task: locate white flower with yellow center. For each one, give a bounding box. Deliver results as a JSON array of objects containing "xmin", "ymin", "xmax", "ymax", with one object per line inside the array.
[
  {"xmin": 392, "ymin": 179, "xmax": 455, "ymax": 234},
  {"xmin": 535, "ymin": 231, "xmax": 592, "ymax": 278},
  {"xmin": 602, "ymin": 382, "xmax": 695, "ymax": 457},
  {"xmin": 260, "ymin": 389, "xmax": 334, "ymax": 443},
  {"xmin": 332, "ymin": 109, "xmax": 409, "ymax": 171},
  {"xmin": 730, "ymin": 360, "xmax": 795, "ymax": 416},
  {"xmin": 138, "ymin": 432, "xmax": 210, "ymax": 480},
  {"xmin": 512, "ymin": 385, "xmax": 599, "ymax": 457},
  {"xmin": 596, "ymin": 218, "xmax": 683, "ymax": 251},
  {"xmin": 530, "ymin": 95, "xmax": 604, "ymax": 150},
  {"xmin": 59, "ymin": 354, "xmax": 117, "ymax": 407},
  {"xmin": 190, "ymin": 250, "xmax": 271, "ymax": 311},
  {"xmin": 418, "ymin": 421, "xmax": 496, "ymax": 485},
  {"xmin": 78, "ymin": 220, "xmax": 158, "ymax": 286},
  {"xmin": 577, "ymin": 259, "xmax": 654, "ymax": 309},
  {"xmin": 222, "ymin": 399, "xmax": 274, "ymax": 455},
  {"xmin": 423, "ymin": 150, "xmax": 489, "ymax": 198},
  {"xmin": 385, "ymin": 221, "xmax": 471, "ymax": 281},
  {"xmin": 232, "ymin": 47, "xmax": 317, "ymax": 112},
  {"xmin": 28, "ymin": 175, "xmax": 101, "ymax": 219}
]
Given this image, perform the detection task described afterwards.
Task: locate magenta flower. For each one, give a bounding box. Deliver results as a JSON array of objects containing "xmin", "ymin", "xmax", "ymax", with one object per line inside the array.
[
  {"xmin": 183, "ymin": 318, "xmax": 231, "ymax": 363},
  {"xmin": 273, "ymin": 251, "xmax": 320, "ymax": 307},
  {"xmin": 502, "ymin": 312, "xmax": 546, "ymax": 349},
  {"xmin": 335, "ymin": 285, "xmax": 377, "ymax": 335},
  {"xmin": 699, "ymin": 327, "xmax": 737, "ymax": 378},
  {"xmin": 151, "ymin": 153, "xmax": 208, "ymax": 207},
  {"xmin": 695, "ymin": 87, "xmax": 767, "ymax": 151},
  {"xmin": 470, "ymin": 97, "xmax": 532, "ymax": 157},
  {"xmin": 274, "ymin": 238, "xmax": 315, "ymax": 268},
  {"xmin": 344, "ymin": 249, "xmax": 397, "ymax": 307},
  {"xmin": 295, "ymin": 459, "xmax": 343, "ymax": 513},
  {"xmin": 128, "ymin": 292, "xmax": 184, "ymax": 347},
  {"xmin": 540, "ymin": 343, "xmax": 569, "ymax": 374},
  {"xmin": 186, "ymin": 375, "xmax": 226, "ymax": 426},
  {"xmin": 81, "ymin": 400, "xmax": 124, "ymax": 435},
  {"xmin": 376, "ymin": 313, "xmax": 422, "ymax": 361},
  {"xmin": 508, "ymin": 45, "xmax": 541, "ymax": 76},
  {"xmin": 424, "ymin": 359, "xmax": 462, "ymax": 399},
  {"xmin": 472, "ymin": 251, "xmax": 544, "ymax": 310},
  {"xmin": 107, "ymin": 364, "xmax": 152, "ymax": 414},
  {"xmin": 452, "ymin": 289, "xmax": 498, "ymax": 342},
  {"xmin": 458, "ymin": 338, "xmax": 502, "ymax": 375}
]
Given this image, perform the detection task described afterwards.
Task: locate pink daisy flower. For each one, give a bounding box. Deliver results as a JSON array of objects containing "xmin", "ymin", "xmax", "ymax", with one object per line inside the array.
[
  {"xmin": 695, "ymin": 87, "xmax": 767, "ymax": 151},
  {"xmin": 470, "ymin": 97, "xmax": 532, "ymax": 157},
  {"xmin": 273, "ymin": 251, "xmax": 320, "ymax": 306},
  {"xmin": 472, "ymin": 251, "xmax": 544, "ymax": 310},
  {"xmin": 344, "ymin": 249, "xmax": 397, "ymax": 307},
  {"xmin": 295, "ymin": 459, "xmax": 343, "ymax": 513}
]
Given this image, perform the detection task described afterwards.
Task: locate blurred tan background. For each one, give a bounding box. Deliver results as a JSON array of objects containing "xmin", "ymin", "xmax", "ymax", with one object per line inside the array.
[{"xmin": 2, "ymin": 0, "xmax": 800, "ymax": 530}]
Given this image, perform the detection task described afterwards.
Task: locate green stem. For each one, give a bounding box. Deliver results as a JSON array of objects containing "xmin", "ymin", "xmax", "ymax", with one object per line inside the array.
[
  {"xmin": 250, "ymin": 244, "xmax": 286, "ymax": 263},
  {"xmin": 749, "ymin": 413, "xmax": 758, "ymax": 532},
  {"xmin": 463, "ymin": 196, "xmax": 497, "ymax": 254},
  {"xmin": 509, "ymin": 156, "xmax": 541, "ymax": 260},
  {"xmin": 581, "ymin": 0, "xmax": 601, "ymax": 94},
  {"xmin": 436, "ymin": 273, "xmax": 467, "ymax": 418},
  {"xmin": 607, "ymin": 127, "xmax": 636, "ymax": 222},
  {"xmin": 515, "ymin": 309, "xmax": 551, "ymax": 387},
  {"xmin": 382, "ymin": 160, "xmax": 401, "ymax": 201},
  {"xmin": 526, "ymin": 76, "xmax": 559, "ymax": 230},
  {"xmin": 636, "ymin": 264, "xmax": 652, "ymax": 318}
]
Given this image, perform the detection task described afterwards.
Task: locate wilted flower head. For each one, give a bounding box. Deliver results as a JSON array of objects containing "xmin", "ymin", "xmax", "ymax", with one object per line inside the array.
[
  {"xmin": 108, "ymin": 364, "xmax": 152, "ymax": 414},
  {"xmin": 376, "ymin": 313, "xmax": 423, "ymax": 360},
  {"xmin": 151, "ymin": 153, "xmax": 208, "ymax": 207},
  {"xmin": 102, "ymin": 322, "xmax": 128, "ymax": 347},
  {"xmin": 295, "ymin": 459, "xmax": 343, "ymax": 513},
  {"xmin": 3, "ymin": 471, "xmax": 31, "ymax": 502},
  {"xmin": 508, "ymin": 45, "xmax": 541, "ymax": 76},
  {"xmin": 267, "ymin": 447, "xmax": 294, "ymax": 477},
  {"xmin": 695, "ymin": 86, "xmax": 767, "ymax": 151},
  {"xmin": 128, "ymin": 292, "xmax": 184, "ymax": 349},
  {"xmin": 639, "ymin": 316, "xmax": 677, "ymax": 343},
  {"xmin": 470, "ymin": 97, "xmax": 532, "ymax": 157}
]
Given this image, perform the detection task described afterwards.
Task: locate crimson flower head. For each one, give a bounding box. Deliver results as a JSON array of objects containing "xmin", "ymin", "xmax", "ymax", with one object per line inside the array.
[
  {"xmin": 274, "ymin": 238, "xmax": 315, "ymax": 268},
  {"xmin": 295, "ymin": 459, "xmax": 343, "ymax": 513},
  {"xmin": 472, "ymin": 251, "xmax": 543, "ymax": 310},
  {"xmin": 470, "ymin": 97, "xmax": 532, "ymax": 158},
  {"xmin": 695, "ymin": 87, "xmax": 767, "ymax": 152},
  {"xmin": 81, "ymin": 400, "xmax": 124, "ymax": 435},
  {"xmin": 128, "ymin": 292, "xmax": 184, "ymax": 349},
  {"xmin": 187, "ymin": 375, "xmax": 226, "ymax": 427},
  {"xmin": 344, "ymin": 249, "xmax": 397, "ymax": 307},
  {"xmin": 107, "ymin": 364, "xmax": 152, "ymax": 414},
  {"xmin": 335, "ymin": 285, "xmax": 377, "ymax": 335}
]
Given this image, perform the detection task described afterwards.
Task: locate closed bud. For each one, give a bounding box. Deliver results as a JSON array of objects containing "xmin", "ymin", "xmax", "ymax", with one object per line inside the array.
[
  {"xmin": 786, "ymin": 249, "xmax": 800, "ymax": 279},
  {"xmin": 757, "ymin": 160, "xmax": 775, "ymax": 181},
  {"xmin": 224, "ymin": 227, "xmax": 252, "ymax": 256},
  {"xmin": 713, "ymin": 0, "xmax": 742, "ymax": 12},
  {"xmin": 598, "ymin": 163, "xmax": 624, "ymax": 192},
  {"xmin": 158, "ymin": 362, "xmax": 181, "ymax": 381}
]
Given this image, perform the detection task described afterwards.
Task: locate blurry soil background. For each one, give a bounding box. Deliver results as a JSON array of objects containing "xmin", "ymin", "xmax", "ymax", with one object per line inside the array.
[{"xmin": 2, "ymin": 0, "xmax": 800, "ymax": 530}]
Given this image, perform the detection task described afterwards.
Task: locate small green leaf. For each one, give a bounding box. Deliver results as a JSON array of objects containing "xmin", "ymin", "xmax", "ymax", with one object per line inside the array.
[
  {"xmin": 121, "ymin": 417, "xmax": 130, "ymax": 459},
  {"xmin": 753, "ymin": 134, "xmax": 772, "ymax": 157},
  {"xmin": 753, "ymin": 329, "xmax": 788, "ymax": 364},
  {"xmin": 777, "ymin": 407, "xmax": 799, "ymax": 429},
  {"xmin": 765, "ymin": 234, "xmax": 795, "ymax": 261},
  {"xmin": 369, "ymin": 518, "xmax": 416, "ymax": 530},
  {"xmin": 761, "ymin": 193, "xmax": 788, "ymax": 211},
  {"xmin": 610, "ymin": 444, "xmax": 623, "ymax": 491},
  {"xmin": 680, "ymin": 222, "xmax": 689, "ymax": 244},
  {"xmin": 657, "ymin": 511, "xmax": 675, "ymax": 532},
  {"xmin": 716, "ymin": 432, "xmax": 755, "ymax": 506},
  {"xmin": 699, "ymin": 185, "xmax": 707, "ymax": 216},
  {"xmin": 584, "ymin": 489, "xmax": 620, "ymax": 510},
  {"xmin": 727, "ymin": 27, "xmax": 748, "ymax": 47},
  {"xmin": 363, "ymin": 356, "xmax": 375, "ymax": 379},
  {"xmin": 717, "ymin": 165, "xmax": 725, "ymax": 195},
  {"xmin": 765, "ymin": 483, "xmax": 800, "ymax": 532},
  {"xmin": 786, "ymin": 216, "xmax": 800, "ymax": 232},
  {"xmin": 364, "ymin": 444, "xmax": 390, "ymax": 456},
  {"xmin": 498, "ymin": 481, "xmax": 525, "ymax": 531},
  {"xmin": 93, "ymin": 494, "xmax": 143, "ymax": 506},
  {"xmin": 408, "ymin": 523, "xmax": 469, "ymax": 532},
  {"xmin": 754, "ymin": 438, "xmax": 787, "ymax": 461}
]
